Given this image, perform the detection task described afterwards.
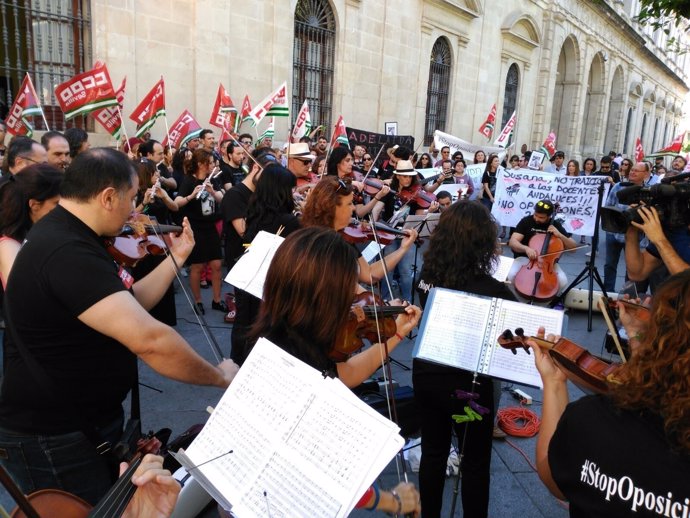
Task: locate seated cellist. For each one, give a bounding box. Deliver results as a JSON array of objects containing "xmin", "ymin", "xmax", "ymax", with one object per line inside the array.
[{"xmin": 507, "ymin": 199, "xmax": 577, "ymax": 292}]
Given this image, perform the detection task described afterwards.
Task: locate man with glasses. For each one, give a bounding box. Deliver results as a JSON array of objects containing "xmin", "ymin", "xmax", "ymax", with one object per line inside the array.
[
  {"xmin": 434, "ymin": 146, "xmax": 450, "ymax": 167},
  {"xmin": 286, "ymin": 142, "xmax": 316, "ymax": 183},
  {"xmin": 595, "ymin": 155, "xmax": 619, "ymax": 183},
  {"xmin": 4, "ymin": 136, "xmax": 47, "ymax": 175}
]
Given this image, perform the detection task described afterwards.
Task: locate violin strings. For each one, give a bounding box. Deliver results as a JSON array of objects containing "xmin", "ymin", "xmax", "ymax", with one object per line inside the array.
[{"xmin": 91, "ymin": 456, "xmax": 142, "ymax": 518}]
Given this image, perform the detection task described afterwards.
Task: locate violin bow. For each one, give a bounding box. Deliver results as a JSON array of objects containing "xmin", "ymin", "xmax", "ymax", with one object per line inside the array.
[
  {"xmin": 229, "ymin": 134, "xmax": 264, "ymax": 174},
  {"xmin": 597, "ymin": 297, "xmax": 628, "ymax": 363},
  {"xmin": 146, "ymin": 220, "xmax": 227, "ymax": 363}
]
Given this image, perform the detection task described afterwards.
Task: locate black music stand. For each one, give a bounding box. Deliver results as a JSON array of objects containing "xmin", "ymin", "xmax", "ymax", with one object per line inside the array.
[
  {"xmin": 403, "ymin": 213, "xmax": 441, "ymax": 308},
  {"xmin": 549, "ymin": 179, "xmax": 609, "ymax": 331}
]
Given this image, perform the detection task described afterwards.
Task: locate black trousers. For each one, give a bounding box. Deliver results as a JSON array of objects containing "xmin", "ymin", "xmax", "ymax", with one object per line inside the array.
[{"xmin": 413, "ymin": 359, "xmax": 494, "ymax": 518}]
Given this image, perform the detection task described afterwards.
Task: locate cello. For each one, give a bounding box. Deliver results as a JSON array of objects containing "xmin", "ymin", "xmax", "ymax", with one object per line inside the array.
[{"xmin": 513, "ymin": 204, "xmax": 564, "ymax": 302}]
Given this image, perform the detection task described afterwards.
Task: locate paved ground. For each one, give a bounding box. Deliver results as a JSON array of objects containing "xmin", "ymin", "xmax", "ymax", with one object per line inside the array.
[{"xmin": 0, "ymin": 234, "xmax": 626, "ymax": 517}]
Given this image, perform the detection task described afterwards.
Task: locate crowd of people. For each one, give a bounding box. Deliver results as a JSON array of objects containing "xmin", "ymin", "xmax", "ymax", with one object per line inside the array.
[{"xmin": 0, "ymin": 116, "xmax": 688, "ymax": 518}]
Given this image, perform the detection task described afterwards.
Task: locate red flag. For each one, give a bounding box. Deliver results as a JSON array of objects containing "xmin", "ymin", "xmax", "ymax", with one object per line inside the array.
[
  {"xmin": 653, "ymin": 132, "xmax": 685, "ymax": 155},
  {"xmin": 162, "ymin": 110, "xmax": 202, "ymax": 149},
  {"xmin": 635, "ymin": 137, "xmax": 645, "ymax": 162},
  {"xmin": 240, "ymin": 95, "xmax": 252, "ymax": 122},
  {"xmin": 92, "ymin": 76, "xmax": 126, "ymax": 138},
  {"xmin": 331, "ymin": 115, "xmax": 349, "ymax": 149},
  {"xmin": 5, "ymin": 73, "xmax": 43, "ymax": 136},
  {"xmin": 539, "ymin": 132, "xmax": 557, "ymax": 159},
  {"xmin": 478, "ymin": 104, "xmax": 496, "ymax": 139},
  {"xmin": 129, "ymin": 77, "xmax": 166, "ymax": 137},
  {"xmin": 209, "ymin": 83, "xmax": 237, "ymax": 135},
  {"xmin": 54, "ymin": 62, "xmax": 117, "ymax": 119}
]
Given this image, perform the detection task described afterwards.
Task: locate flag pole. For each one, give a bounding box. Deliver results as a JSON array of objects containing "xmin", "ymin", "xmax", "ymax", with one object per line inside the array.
[{"xmin": 116, "ymin": 106, "xmax": 131, "ymax": 151}]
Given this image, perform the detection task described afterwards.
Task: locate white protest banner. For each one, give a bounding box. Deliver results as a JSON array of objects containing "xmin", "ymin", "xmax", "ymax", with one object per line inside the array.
[
  {"xmin": 465, "ymin": 164, "xmax": 485, "ymax": 200},
  {"xmin": 491, "ymin": 169, "xmax": 610, "ymax": 236},
  {"xmin": 433, "ymin": 130, "xmax": 507, "ymax": 159}
]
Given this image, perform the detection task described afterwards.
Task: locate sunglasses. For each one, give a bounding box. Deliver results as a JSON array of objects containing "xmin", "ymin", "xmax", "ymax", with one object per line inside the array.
[
  {"xmin": 364, "ymin": 157, "xmax": 373, "ymax": 161},
  {"xmin": 294, "ymin": 158, "xmax": 312, "ymax": 165}
]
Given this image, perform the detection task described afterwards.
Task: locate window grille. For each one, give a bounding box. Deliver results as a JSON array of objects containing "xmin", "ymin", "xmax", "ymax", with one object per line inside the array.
[
  {"xmin": 292, "ymin": 0, "xmax": 335, "ymax": 136},
  {"xmin": 0, "ymin": 0, "xmax": 91, "ymax": 131},
  {"xmin": 501, "ymin": 63, "xmax": 519, "ymax": 130},
  {"xmin": 424, "ymin": 37, "xmax": 451, "ymax": 146}
]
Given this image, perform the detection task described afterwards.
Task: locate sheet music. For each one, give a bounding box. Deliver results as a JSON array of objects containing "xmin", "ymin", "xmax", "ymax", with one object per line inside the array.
[
  {"xmin": 361, "ymin": 241, "xmax": 385, "ymax": 263},
  {"xmin": 413, "ymin": 288, "xmax": 493, "ymax": 371},
  {"xmin": 484, "ymin": 300, "xmax": 565, "ymax": 387},
  {"xmin": 491, "ymin": 255, "xmax": 514, "ymax": 282},
  {"xmin": 224, "ymin": 231, "xmax": 284, "ymax": 299},
  {"xmin": 180, "ymin": 339, "xmax": 403, "ymax": 518}
]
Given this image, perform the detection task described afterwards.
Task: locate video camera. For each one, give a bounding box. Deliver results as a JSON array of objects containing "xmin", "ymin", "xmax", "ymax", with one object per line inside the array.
[{"xmin": 601, "ymin": 173, "xmax": 690, "ymax": 234}]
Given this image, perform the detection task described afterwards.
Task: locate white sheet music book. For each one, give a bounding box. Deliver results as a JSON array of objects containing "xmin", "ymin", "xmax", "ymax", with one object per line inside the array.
[
  {"xmin": 412, "ymin": 288, "xmax": 565, "ymax": 388},
  {"xmin": 174, "ymin": 338, "xmax": 404, "ymax": 518},
  {"xmin": 224, "ymin": 231, "xmax": 284, "ymax": 299},
  {"xmin": 491, "ymin": 255, "xmax": 514, "ymax": 282}
]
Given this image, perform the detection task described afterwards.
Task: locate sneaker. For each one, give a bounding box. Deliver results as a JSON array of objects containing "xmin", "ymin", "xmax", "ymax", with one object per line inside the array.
[
  {"xmin": 194, "ymin": 302, "xmax": 205, "ymax": 315},
  {"xmin": 212, "ymin": 300, "xmax": 229, "ymax": 312},
  {"xmin": 492, "ymin": 425, "xmax": 507, "ymax": 440}
]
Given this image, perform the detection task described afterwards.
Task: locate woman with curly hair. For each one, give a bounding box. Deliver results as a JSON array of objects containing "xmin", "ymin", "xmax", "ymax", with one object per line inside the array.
[
  {"xmin": 413, "ymin": 201, "xmax": 515, "ymax": 518},
  {"xmin": 301, "ymin": 176, "xmax": 417, "ymax": 289},
  {"xmin": 532, "ymin": 270, "xmax": 690, "ymax": 517}
]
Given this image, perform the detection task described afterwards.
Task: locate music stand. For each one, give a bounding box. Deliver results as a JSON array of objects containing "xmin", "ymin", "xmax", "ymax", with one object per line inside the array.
[
  {"xmin": 403, "ymin": 213, "xmax": 441, "ymax": 307},
  {"xmin": 550, "ymin": 179, "xmax": 609, "ymax": 331}
]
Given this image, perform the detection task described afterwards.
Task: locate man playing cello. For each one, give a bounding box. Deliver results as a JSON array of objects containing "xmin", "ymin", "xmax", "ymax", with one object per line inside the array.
[{"xmin": 507, "ymin": 199, "xmax": 577, "ymax": 295}]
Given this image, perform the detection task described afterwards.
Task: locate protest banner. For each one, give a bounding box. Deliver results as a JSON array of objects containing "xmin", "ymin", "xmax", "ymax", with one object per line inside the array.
[
  {"xmin": 345, "ymin": 126, "xmax": 414, "ymax": 157},
  {"xmin": 417, "ymin": 165, "xmax": 486, "ymax": 201},
  {"xmin": 433, "ymin": 130, "xmax": 507, "ymax": 159},
  {"xmin": 491, "ymin": 169, "xmax": 610, "ymax": 236}
]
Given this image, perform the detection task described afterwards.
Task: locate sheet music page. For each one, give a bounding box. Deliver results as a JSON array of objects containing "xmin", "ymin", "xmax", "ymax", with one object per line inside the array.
[
  {"xmin": 491, "ymin": 255, "xmax": 514, "ymax": 282},
  {"xmin": 483, "ymin": 300, "xmax": 565, "ymax": 388},
  {"xmin": 413, "ymin": 288, "xmax": 494, "ymax": 372},
  {"xmin": 224, "ymin": 230, "xmax": 284, "ymax": 299},
  {"xmin": 182, "ymin": 338, "xmax": 403, "ymax": 518},
  {"xmin": 361, "ymin": 241, "xmax": 386, "ymax": 263}
]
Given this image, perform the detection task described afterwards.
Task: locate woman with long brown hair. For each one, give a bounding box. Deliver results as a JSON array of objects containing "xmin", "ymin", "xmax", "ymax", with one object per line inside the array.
[
  {"xmin": 248, "ymin": 226, "xmax": 422, "ymax": 515},
  {"xmin": 532, "ymin": 270, "xmax": 690, "ymax": 516},
  {"xmin": 302, "ymin": 176, "xmax": 418, "ymax": 290}
]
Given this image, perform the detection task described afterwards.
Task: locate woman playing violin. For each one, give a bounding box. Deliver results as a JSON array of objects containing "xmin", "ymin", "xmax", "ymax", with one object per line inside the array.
[
  {"xmin": 248, "ymin": 226, "xmax": 422, "ymax": 516},
  {"xmin": 414, "ymin": 201, "xmax": 515, "ymax": 518},
  {"xmin": 301, "ymin": 176, "xmax": 418, "ymax": 289},
  {"xmin": 327, "ymin": 147, "xmax": 388, "ymax": 218},
  {"xmin": 379, "ymin": 160, "xmax": 438, "ymax": 300},
  {"xmin": 531, "ymin": 270, "xmax": 690, "ymax": 517}
]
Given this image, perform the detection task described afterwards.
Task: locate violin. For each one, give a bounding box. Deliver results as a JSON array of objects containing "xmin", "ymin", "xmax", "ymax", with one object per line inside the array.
[
  {"xmin": 7, "ymin": 435, "xmax": 161, "ymax": 518},
  {"xmin": 513, "ymin": 208, "xmax": 564, "ymax": 302},
  {"xmin": 105, "ymin": 214, "xmax": 182, "ymax": 268},
  {"xmin": 397, "ymin": 185, "xmax": 437, "ymax": 209},
  {"xmin": 361, "ymin": 178, "xmax": 394, "ymax": 198},
  {"xmin": 339, "ymin": 221, "xmax": 413, "ymax": 246},
  {"xmin": 497, "ymin": 328, "xmax": 623, "ymax": 394},
  {"xmin": 331, "ymin": 292, "xmax": 408, "ymax": 361}
]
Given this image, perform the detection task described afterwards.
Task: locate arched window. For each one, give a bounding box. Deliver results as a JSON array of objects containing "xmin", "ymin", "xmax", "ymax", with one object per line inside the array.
[
  {"xmin": 424, "ymin": 38, "xmax": 452, "ymax": 145},
  {"xmin": 292, "ymin": 0, "xmax": 335, "ymax": 134},
  {"xmin": 623, "ymin": 108, "xmax": 633, "ymax": 154},
  {"xmin": 641, "ymin": 113, "xmax": 648, "ymax": 146},
  {"xmin": 501, "ymin": 63, "xmax": 519, "ymax": 130}
]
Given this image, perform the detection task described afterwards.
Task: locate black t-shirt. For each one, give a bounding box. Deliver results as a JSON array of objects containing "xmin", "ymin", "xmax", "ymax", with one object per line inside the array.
[
  {"xmin": 218, "ymin": 161, "xmax": 245, "ymax": 188},
  {"xmin": 178, "ymin": 175, "xmax": 221, "ymax": 230},
  {"xmin": 549, "ymin": 395, "xmax": 690, "ymax": 517},
  {"xmin": 481, "ymin": 170, "xmax": 497, "ymax": 195},
  {"xmin": 513, "ymin": 214, "xmax": 571, "ymax": 258},
  {"xmin": 221, "ymin": 183, "xmax": 252, "ymax": 267},
  {"xmin": 0, "ymin": 206, "xmax": 137, "ymax": 434},
  {"xmin": 416, "ymin": 271, "xmax": 515, "ymax": 308}
]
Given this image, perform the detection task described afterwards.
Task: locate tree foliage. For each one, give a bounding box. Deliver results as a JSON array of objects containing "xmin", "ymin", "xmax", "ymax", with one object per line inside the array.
[{"xmin": 636, "ymin": 0, "xmax": 690, "ymax": 52}]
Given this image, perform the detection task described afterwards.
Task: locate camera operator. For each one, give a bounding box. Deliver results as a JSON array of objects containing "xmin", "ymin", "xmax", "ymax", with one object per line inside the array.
[
  {"xmin": 624, "ymin": 185, "xmax": 690, "ymax": 291},
  {"xmin": 605, "ymin": 162, "xmax": 653, "ymax": 293}
]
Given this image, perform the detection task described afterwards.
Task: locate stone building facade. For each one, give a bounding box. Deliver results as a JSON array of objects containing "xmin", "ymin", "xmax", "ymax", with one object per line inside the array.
[{"xmin": 1, "ymin": 0, "xmax": 687, "ymax": 161}]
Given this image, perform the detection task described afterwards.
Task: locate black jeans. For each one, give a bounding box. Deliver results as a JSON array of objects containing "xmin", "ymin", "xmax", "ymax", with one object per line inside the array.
[{"xmin": 413, "ymin": 359, "xmax": 494, "ymax": 518}]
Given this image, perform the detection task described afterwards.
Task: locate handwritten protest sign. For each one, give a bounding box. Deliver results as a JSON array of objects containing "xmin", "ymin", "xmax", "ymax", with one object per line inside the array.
[
  {"xmin": 491, "ymin": 169, "xmax": 610, "ymax": 236},
  {"xmin": 433, "ymin": 130, "xmax": 507, "ymax": 158}
]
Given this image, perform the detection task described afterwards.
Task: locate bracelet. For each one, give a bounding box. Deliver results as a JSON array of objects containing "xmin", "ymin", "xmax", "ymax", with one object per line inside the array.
[
  {"xmin": 389, "ymin": 489, "xmax": 402, "ymax": 516},
  {"xmin": 370, "ymin": 484, "xmax": 381, "ymax": 510},
  {"xmin": 394, "ymin": 332, "xmax": 405, "ymax": 341}
]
